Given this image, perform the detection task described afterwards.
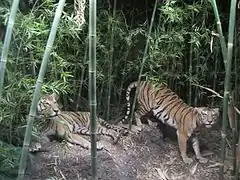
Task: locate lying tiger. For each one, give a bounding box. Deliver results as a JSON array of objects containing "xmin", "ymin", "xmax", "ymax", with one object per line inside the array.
[
  {"xmin": 120, "ymin": 81, "xmax": 219, "ymax": 164},
  {"xmin": 36, "ymin": 93, "xmax": 128, "ymax": 150}
]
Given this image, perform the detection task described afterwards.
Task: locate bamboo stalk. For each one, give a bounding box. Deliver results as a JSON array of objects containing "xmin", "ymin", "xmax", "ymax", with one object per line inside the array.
[
  {"xmin": 129, "ymin": 0, "xmax": 158, "ymax": 130},
  {"xmin": 76, "ymin": 40, "xmax": 88, "ymax": 111},
  {"xmin": 232, "ymin": 96, "xmax": 238, "ymax": 177},
  {"xmin": 236, "ymin": 134, "xmax": 240, "ymax": 179},
  {"xmin": 194, "ymin": 51, "xmax": 200, "ymax": 106},
  {"xmin": 211, "ymin": 46, "xmax": 219, "ymax": 107},
  {"xmin": 105, "ymin": 0, "xmax": 117, "ymax": 122},
  {"xmin": 117, "ymin": 0, "xmax": 136, "ymax": 112},
  {"xmin": 188, "ymin": 12, "xmax": 194, "ymax": 105},
  {"xmin": 231, "ymin": 24, "xmax": 238, "ymax": 176},
  {"xmin": 17, "ymin": 0, "xmax": 66, "ymax": 179},
  {"xmin": 233, "ymin": 14, "xmax": 240, "ymax": 179},
  {"xmin": 88, "ymin": 0, "xmax": 97, "ymax": 178},
  {"xmin": 219, "ymin": 0, "xmax": 237, "ymax": 179},
  {"xmin": 0, "ymin": 0, "xmax": 20, "ymax": 98},
  {"xmin": 210, "ymin": 0, "xmax": 227, "ymax": 70}
]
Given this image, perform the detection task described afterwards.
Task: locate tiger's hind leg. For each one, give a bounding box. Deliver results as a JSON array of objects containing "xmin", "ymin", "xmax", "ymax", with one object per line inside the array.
[
  {"xmin": 119, "ymin": 111, "xmax": 142, "ymax": 134},
  {"xmin": 127, "ymin": 110, "xmax": 144, "ymax": 133},
  {"xmin": 76, "ymin": 126, "xmax": 121, "ymax": 145},
  {"xmin": 177, "ymin": 130, "xmax": 193, "ymax": 164},
  {"xmin": 67, "ymin": 133, "xmax": 103, "ymax": 150},
  {"xmin": 191, "ymin": 136, "xmax": 208, "ymax": 163}
]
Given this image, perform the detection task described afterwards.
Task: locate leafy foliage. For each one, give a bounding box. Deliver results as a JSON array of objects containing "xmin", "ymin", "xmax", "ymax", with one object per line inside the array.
[{"xmin": 0, "ymin": 0, "xmax": 237, "ymax": 178}]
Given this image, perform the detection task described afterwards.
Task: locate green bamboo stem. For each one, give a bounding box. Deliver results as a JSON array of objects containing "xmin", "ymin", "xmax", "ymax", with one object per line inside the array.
[
  {"xmin": 17, "ymin": 0, "xmax": 66, "ymax": 179},
  {"xmin": 211, "ymin": 46, "xmax": 219, "ymax": 107},
  {"xmin": 232, "ymin": 96, "xmax": 237, "ymax": 176},
  {"xmin": 236, "ymin": 134, "xmax": 240, "ymax": 179},
  {"xmin": 89, "ymin": 0, "xmax": 97, "ymax": 178},
  {"xmin": 210, "ymin": 0, "xmax": 227, "ymax": 70},
  {"xmin": 219, "ymin": 0, "xmax": 237, "ymax": 179},
  {"xmin": 0, "ymin": 0, "xmax": 20, "ymax": 98},
  {"xmin": 194, "ymin": 52, "xmax": 200, "ymax": 106},
  {"xmin": 188, "ymin": 12, "xmax": 194, "ymax": 105},
  {"xmin": 76, "ymin": 41, "xmax": 88, "ymax": 111},
  {"xmin": 188, "ymin": 38, "xmax": 193, "ymax": 102},
  {"xmin": 75, "ymin": 65, "xmax": 86, "ymax": 111},
  {"xmin": 232, "ymin": 25, "xmax": 238, "ymax": 176},
  {"xmin": 105, "ymin": 0, "xmax": 117, "ymax": 122},
  {"xmin": 117, "ymin": 0, "xmax": 135, "ymax": 112},
  {"xmin": 129, "ymin": 0, "xmax": 158, "ymax": 130}
]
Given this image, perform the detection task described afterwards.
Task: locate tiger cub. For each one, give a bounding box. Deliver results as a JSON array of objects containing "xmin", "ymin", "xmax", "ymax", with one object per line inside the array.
[
  {"xmin": 36, "ymin": 93, "xmax": 128, "ymax": 150},
  {"xmin": 120, "ymin": 81, "xmax": 219, "ymax": 164}
]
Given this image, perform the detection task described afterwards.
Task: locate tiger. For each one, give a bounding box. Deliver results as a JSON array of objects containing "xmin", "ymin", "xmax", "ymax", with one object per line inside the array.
[
  {"xmin": 120, "ymin": 81, "xmax": 219, "ymax": 164},
  {"xmin": 36, "ymin": 93, "xmax": 128, "ymax": 150}
]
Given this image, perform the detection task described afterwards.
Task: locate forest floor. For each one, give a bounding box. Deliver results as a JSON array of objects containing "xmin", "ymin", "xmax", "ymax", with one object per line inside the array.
[{"xmin": 26, "ymin": 123, "xmax": 236, "ymax": 180}]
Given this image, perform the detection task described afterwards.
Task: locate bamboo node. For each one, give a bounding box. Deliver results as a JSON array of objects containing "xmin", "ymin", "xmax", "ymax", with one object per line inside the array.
[
  {"xmin": 36, "ymin": 79, "xmax": 44, "ymax": 84},
  {"xmin": 211, "ymin": 31, "xmax": 219, "ymax": 37},
  {"xmin": 227, "ymin": 43, "xmax": 233, "ymax": 48},
  {"xmin": 221, "ymin": 131, "xmax": 226, "ymax": 138},
  {"xmin": 29, "ymin": 114, "xmax": 36, "ymax": 118},
  {"xmin": 90, "ymin": 132, "xmax": 97, "ymax": 134},
  {"xmin": 46, "ymin": 45, "xmax": 53, "ymax": 50},
  {"xmin": 23, "ymin": 143, "xmax": 30, "ymax": 147},
  {"xmin": 1, "ymin": 58, "xmax": 7, "ymax": 62},
  {"xmin": 223, "ymin": 91, "xmax": 230, "ymax": 96},
  {"xmin": 216, "ymin": 21, "xmax": 221, "ymax": 25}
]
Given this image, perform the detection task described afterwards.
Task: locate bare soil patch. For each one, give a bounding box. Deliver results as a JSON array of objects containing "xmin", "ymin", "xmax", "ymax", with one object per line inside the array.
[{"xmin": 26, "ymin": 124, "xmax": 235, "ymax": 180}]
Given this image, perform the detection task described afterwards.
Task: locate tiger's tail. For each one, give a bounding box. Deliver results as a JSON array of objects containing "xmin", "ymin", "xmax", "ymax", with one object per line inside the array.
[
  {"xmin": 121, "ymin": 81, "xmax": 140, "ymax": 124},
  {"xmin": 98, "ymin": 118, "xmax": 129, "ymax": 135}
]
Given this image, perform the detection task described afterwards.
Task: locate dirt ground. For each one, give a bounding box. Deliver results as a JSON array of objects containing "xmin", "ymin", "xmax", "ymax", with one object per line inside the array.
[{"xmin": 25, "ymin": 124, "xmax": 236, "ymax": 180}]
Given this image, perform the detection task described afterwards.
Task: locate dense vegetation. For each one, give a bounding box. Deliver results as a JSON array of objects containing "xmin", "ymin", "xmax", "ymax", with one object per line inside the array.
[{"xmin": 0, "ymin": 0, "xmax": 239, "ymax": 178}]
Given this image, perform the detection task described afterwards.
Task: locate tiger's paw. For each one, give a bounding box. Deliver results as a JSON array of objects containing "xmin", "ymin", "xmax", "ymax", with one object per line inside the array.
[
  {"xmin": 197, "ymin": 156, "xmax": 208, "ymax": 164},
  {"xmin": 97, "ymin": 143, "xmax": 104, "ymax": 151},
  {"xmin": 129, "ymin": 125, "xmax": 142, "ymax": 134},
  {"xmin": 112, "ymin": 135, "xmax": 121, "ymax": 145},
  {"xmin": 120, "ymin": 129, "xmax": 129, "ymax": 136},
  {"xmin": 182, "ymin": 156, "xmax": 193, "ymax": 164}
]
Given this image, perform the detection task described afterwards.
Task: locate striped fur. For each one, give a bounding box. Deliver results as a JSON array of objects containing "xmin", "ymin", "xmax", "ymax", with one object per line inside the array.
[
  {"xmin": 121, "ymin": 81, "xmax": 219, "ymax": 164},
  {"xmin": 37, "ymin": 93, "xmax": 127, "ymax": 150}
]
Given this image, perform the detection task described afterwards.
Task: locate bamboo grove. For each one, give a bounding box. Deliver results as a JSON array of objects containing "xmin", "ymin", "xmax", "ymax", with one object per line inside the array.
[{"xmin": 0, "ymin": 0, "xmax": 239, "ymax": 179}]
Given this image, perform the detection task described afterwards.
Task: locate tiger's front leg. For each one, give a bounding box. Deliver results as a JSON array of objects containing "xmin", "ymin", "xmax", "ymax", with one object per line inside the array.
[
  {"xmin": 191, "ymin": 136, "xmax": 208, "ymax": 163},
  {"xmin": 131, "ymin": 111, "xmax": 144, "ymax": 132},
  {"xmin": 177, "ymin": 130, "xmax": 193, "ymax": 164}
]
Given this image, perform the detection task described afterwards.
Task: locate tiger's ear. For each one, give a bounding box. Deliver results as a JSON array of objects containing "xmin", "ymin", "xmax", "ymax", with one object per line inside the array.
[
  {"xmin": 195, "ymin": 107, "xmax": 203, "ymax": 113},
  {"xmin": 195, "ymin": 107, "xmax": 208, "ymax": 115},
  {"xmin": 213, "ymin": 108, "xmax": 219, "ymax": 114},
  {"xmin": 50, "ymin": 92, "xmax": 59, "ymax": 101}
]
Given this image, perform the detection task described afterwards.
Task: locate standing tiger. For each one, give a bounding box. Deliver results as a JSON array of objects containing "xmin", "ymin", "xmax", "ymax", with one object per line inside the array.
[
  {"xmin": 120, "ymin": 81, "xmax": 219, "ymax": 164},
  {"xmin": 36, "ymin": 93, "xmax": 128, "ymax": 150}
]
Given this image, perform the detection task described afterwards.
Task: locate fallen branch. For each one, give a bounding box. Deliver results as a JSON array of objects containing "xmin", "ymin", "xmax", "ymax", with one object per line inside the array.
[
  {"xmin": 192, "ymin": 83, "xmax": 240, "ymax": 117},
  {"xmin": 192, "ymin": 83, "xmax": 223, "ymax": 99}
]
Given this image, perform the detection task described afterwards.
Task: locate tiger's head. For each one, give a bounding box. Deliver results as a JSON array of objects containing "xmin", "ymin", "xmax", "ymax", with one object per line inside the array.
[
  {"xmin": 37, "ymin": 93, "xmax": 61, "ymax": 118},
  {"xmin": 195, "ymin": 107, "xmax": 219, "ymax": 128}
]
